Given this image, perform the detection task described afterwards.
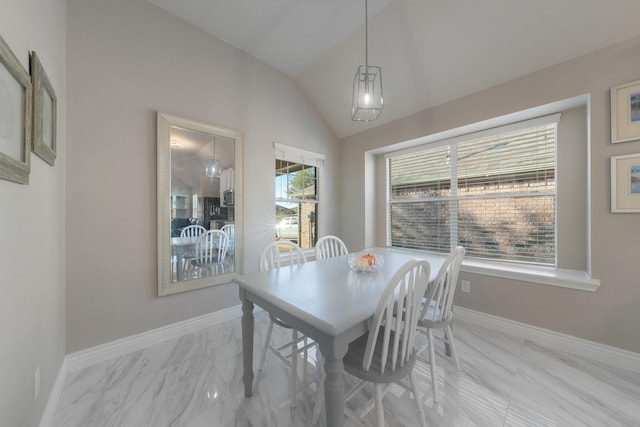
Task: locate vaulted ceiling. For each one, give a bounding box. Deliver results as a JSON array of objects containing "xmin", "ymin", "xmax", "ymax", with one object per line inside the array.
[{"xmin": 149, "ymin": 0, "xmax": 640, "ymax": 139}]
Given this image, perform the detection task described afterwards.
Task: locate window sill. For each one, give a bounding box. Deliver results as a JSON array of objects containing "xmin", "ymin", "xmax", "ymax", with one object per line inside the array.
[{"xmin": 461, "ymin": 259, "xmax": 600, "ymax": 292}]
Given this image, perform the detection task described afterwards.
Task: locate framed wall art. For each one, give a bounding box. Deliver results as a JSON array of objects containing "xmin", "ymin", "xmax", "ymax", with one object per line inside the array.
[
  {"xmin": 30, "ymin": 51, "xmax": 56, "ymax": 166},
  {"xmin": 611, "ymin": 79, "xmax": 640, "ymax": 144},
  {"xmin": 611, "ymin": 153, "xmax": 640, "ymax": 213},
  {"xmin": 0, "ymin": 34, "xmax": 31, "ymax": 184}
]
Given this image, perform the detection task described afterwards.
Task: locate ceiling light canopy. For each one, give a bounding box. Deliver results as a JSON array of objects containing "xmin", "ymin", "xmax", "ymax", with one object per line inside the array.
[{"xmin": 352, "ymin": 0, "xmax": 383, "ymax": 122}]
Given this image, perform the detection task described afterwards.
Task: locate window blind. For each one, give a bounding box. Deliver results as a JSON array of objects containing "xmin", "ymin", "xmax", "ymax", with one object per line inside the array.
[
  {"xmin": 274, "ymin": 142, "xmax": 325, "ymax": 167},
  {"xmin": 388, "ymin": 118, "xmax": 558, "ymax": 266}
]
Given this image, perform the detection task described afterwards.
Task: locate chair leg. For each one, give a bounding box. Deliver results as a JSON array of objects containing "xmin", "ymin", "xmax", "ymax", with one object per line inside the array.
[
  {"xmin": 290, "ymin": 329, "xmax": 298, "ymax": 408},
  {"xmin": 182, "ymin": 257, "xmax": 188, "ymax": 279},
  {"xmin": 374, "ymin": 384, "xmax": 384, "ymax": 427},
  {"xmin": 254, "ymin": 320, "xmax": 274, "ymax": 389},
  {"xmin": 311, "ymin": 372, "xmax": 324, "ymax": 424},
  {"xmin": 428, "ymin": 329, "xmax": 439, "ymax": 404},
  {"xmin": 445, "ymin": 325, "xmax": 461, "ymax": 371},
  {"xmin": 302, "ymin": 336, "xmax": 308, "ymax": 387},
  {"xmin": 409, "ymin": 371, "xmax": 426, "ymax": 427}
]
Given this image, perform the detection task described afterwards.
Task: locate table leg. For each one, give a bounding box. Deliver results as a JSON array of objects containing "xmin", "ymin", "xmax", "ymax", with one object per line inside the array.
[
  {"xmin": 174, "ymin": 247, "xmax": 185, "ymax": 281},
  {"xmin": 320, "ymin": 340, "xmax": 349, "ymax": 427},
  {"xmin": 241, "ymin": 293, "xmax": 255, "ymax": 397},
  {"xmin": 176, "ymin": 258, "xmax": 184, "ymax": 281}
]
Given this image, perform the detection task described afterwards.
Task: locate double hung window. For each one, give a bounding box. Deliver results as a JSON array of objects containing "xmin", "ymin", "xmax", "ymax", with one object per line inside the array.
[
  {"xmin": 387, "ymin": 114, "xmax": 559, "ymax": 266},
  {"xmin": 275, "ymin": 143, "xmax": 324, "ymax": 249}
]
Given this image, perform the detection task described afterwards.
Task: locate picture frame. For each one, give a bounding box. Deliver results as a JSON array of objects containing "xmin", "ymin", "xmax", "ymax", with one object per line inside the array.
[
  {"xmin": 611, "ymin": 153, "xmax": 640, "ymax": 213},
  {"xmin": 30, "ymin": 51, "xmax": 56, "ymax": 166},
  {"xmin": 0, "ymin": 34, "xmax": 32, "ymax": 184},
  {"xmin": 611, "ymin": 79, "xmax": 640, "ymax": 143}
]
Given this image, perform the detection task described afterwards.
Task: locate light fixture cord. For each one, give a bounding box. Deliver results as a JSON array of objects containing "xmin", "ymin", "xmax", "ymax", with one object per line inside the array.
[
  {"xmin": 365, "ymin": 0, "xmax": 368, "ymax": 69},
  {"xmin": 364, "ymin": 0, "xmax": 369, "ymax": 94}
]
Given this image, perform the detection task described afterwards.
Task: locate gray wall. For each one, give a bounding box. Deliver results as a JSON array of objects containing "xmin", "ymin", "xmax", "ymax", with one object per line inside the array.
[
  {"xmin": 340, "ymin": 37, "xmax": 640, "ymax": 353},
  {"xmin": 65, "ymin": 0, "xmax": 340, "ymax": 353},
  {"xmin": 2, "ymin": 2, "xmax": 639, "ymax": 424},
  {"xmin": 0, "ymin": 0, "xmax": 66, "ymax": 425}
]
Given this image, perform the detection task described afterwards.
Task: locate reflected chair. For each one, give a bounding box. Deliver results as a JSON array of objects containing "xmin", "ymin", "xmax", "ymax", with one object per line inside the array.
[
  {"xmin": 417, "ymin": 246, "xmax": 465, "ymax": 404},
  {"xmin": 189, "ymin": 230, "xmax": 229, "ymax": 278},
  {"xmin": 342, "ymin": 259, "xmax": 431, "ymax": 427},
  {"xmin": 180, "ymin": 225, "xmax": 206, "ymax": 278},
  {"xmin": 315, "ymin": 235, "xmax": 348, "ymax": 260},
  {"xmin": 255, "ymin": 240, "xmax": 314, "ymax": 408},
  {"xmin": 220, "ymin": 224, "xmax": 235, "ymax": 269}
]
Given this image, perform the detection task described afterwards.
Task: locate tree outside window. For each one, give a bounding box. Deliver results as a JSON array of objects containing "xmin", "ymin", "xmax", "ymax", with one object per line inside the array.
[{"xmin": 275, "ymin": 159, "xmax": 318, "ymax": 249}]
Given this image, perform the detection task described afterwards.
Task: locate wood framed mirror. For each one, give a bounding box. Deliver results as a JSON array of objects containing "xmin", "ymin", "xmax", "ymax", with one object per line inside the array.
[{"xmin": 157, "ymin": 111, "xmax": 243, "ymax": 296}]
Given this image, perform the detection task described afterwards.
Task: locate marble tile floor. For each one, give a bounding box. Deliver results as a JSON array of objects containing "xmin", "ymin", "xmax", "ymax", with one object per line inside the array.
[{"xmin": 53, "ymin": 310, "xmax": 640, "ymax": 427}]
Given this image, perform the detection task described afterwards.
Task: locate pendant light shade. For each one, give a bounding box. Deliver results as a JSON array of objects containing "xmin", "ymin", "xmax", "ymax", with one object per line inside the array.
[
  {"xmin": 352, "ymin": 0, "xmax": 383, "ymax": 121},
  {"xmin": 352, "ymin": 65, "xmax": 383, "ymax": 121},
  {"xmin": 205, "ymin": 158, "xmax": 219, "ymax": 178},
  {"xmin": 205, "ymin": 137, "xmax": 220, "ymax": 178}
]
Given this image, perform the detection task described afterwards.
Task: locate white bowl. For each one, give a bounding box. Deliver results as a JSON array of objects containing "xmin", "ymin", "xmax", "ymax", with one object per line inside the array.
[{"xmin": 347, "ymin": 252, "xmax": 384, "ymax": 273}]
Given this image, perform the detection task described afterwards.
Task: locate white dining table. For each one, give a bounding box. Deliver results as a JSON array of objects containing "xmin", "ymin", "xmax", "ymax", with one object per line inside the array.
[{"xmin": 233, "ymin": 247, "xmax": 445, "ymax": 427}]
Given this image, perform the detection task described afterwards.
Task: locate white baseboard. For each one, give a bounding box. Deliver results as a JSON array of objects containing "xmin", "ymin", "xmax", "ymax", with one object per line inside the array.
[
  {"xmin": 38, "ymin": 358, "xmax": 67, "ymax": 427},
  {"xmin": 66, "ymin": 305, "xmax": 242, "ymax": 373},
  {"xmin": 454, "ymin": 306, "xmax": 640, "ymax": 372}
]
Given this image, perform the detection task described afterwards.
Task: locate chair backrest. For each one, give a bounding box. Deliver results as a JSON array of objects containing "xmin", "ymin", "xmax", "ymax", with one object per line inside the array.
[
  {"xmin": 180, "ymin": 224, "xmax": 206, "ymax": 238},
  {"xmin": 194, "ymin": 230, "xmax": 229, "ymax": 265},
  {"xmin": 259, "ymin": 240, "xmax": 306, "ymax": 272},
  {"xmin": 363, "ymin": 259, "xmax": 431, "ymax": 373},
  {"xmin": 315, "ymin": 235, "xmax": 348, "ymax": 260},
  {"xmin": 420, "ymin": 246, "xmax": 465, "ymax": 325},
  {"xmin": 220, "ymin": 224, "xmax": 235, "ymax": 247}
]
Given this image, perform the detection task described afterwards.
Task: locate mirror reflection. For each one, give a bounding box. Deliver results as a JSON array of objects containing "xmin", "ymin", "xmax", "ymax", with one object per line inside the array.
[
  {"xmin": 157, "ymin": 112, "xmax": 243, "ymax": 296},
  {"xmin": 171, "ymin": 127, "xmax": 235, "ymax": 279}
]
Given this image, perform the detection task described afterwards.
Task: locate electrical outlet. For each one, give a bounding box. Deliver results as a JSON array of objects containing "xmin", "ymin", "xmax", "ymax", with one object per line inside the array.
[
  {"xmin": 34, "ymin": 366, "xmax": 40, "ymax": 400},
  {"xmin": 461, "ymin": 280, "xmax": 471, "ymax": 293}
]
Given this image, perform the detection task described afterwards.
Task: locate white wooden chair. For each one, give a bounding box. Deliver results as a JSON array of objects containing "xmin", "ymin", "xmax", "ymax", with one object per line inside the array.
[
  {"xmin": 255, "ymin": 240, "xmax": 314, "ymax": 408},
  {"xmin": 315, "ymin": 235, "xmax": 348, "ymax": 260},
  {"xmin": 258, "ymin": 239, "xmax": 305, "ymax": 271},
  {"xmin": 179, "ymin": 225, "xmax": 206, "ymax": 278},
  {"xmin": 417, "ymin": 246, "xmax": 465, "ymax": 404},
  {"xmin": 180, "ymin": 224, "xmax": 206, "ymax": 237},
  {"xmin": 340, "ymin": 259, "xmax": 431, "ymax": 427},
  {"xmin": 220, "ymin": 224, "xmax": 235, "ymax": 269},
  {"xmin": 189, "ymin": 230, "xmax": 229, "ymax": 278}
]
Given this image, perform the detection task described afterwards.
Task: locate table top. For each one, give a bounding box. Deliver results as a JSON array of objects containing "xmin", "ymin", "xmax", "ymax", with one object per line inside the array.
[
  {"xmin": 233, "ymin": 247, "xmax": 445, "ymax": 337},
  {"xmin": 171, "ymin": 236, "xmax": 199, "ymax": 247}
]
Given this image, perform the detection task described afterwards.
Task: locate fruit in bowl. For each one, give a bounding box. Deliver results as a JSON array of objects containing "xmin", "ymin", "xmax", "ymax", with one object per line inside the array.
[
  {"xmin": 348, "ymin": 252, "xmax": 384, "ymax": 272},
  {"xmin": 363, "ymin": 253, "xmax": 376, "ymax": 265},
  {"xmin": 354, "ymin": 257, "xmax": 370, "ymax": 269}
]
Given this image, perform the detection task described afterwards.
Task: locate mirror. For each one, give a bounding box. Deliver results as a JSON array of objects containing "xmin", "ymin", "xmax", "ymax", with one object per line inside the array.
[{"xmin": 157, "ymin": 112, "xmax": 243, "ymax": 296}]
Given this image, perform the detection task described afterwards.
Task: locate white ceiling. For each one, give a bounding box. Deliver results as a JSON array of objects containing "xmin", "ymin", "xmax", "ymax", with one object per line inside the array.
[
  {"xmin": 171, "ymin": 127, "xmax": 235, "ymax": 191},
  {"xmin": 149, "ymin": 0, "xmax": 640, "ymax": 139}
]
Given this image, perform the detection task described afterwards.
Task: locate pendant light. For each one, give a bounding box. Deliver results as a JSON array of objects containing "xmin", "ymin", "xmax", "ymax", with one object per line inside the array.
[
  {"xmin": 352, "ymin": 0, "xmax": 383, "ymax": 121},
  {"xmin": 205, "ymin": 137, "xmax": 220, "ymax": 178}
]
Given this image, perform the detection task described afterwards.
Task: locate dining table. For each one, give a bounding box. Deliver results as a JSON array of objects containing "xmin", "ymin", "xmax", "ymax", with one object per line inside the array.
[
  {"xmin": 233, "ymin": 247, "xmax": 446, "ymax": 427},
  {"xmin": 171, "ymin": 236, "xmax": 198, "ymax": 281}
]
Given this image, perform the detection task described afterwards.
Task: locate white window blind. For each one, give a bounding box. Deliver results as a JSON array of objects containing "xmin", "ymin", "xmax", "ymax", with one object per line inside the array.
[
  {"xmin": 388, "ymin": 115, "xmax": 559, "ymax": 266},
  {"xmin": 274, "ymin": 142, "xmax": 325, "ymax": 167}
]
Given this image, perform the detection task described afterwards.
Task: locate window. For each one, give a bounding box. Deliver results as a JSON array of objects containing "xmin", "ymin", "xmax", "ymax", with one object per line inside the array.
[
  {"xmin": 387, "ymin": 114, "xmax": 559, "ymax": 266},
  {"xmin": 171, "ymin": 195, "xmax": 189, "ymax": 219},
  {"xmin": 275, "ymin": 143, "xmax": 324, "ymax": 249}
]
